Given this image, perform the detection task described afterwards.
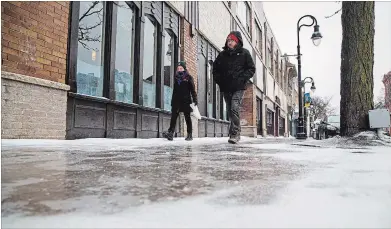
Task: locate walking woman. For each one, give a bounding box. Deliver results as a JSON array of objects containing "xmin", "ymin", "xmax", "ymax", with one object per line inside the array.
[{"xmin": 163, "ymin": 61, "xmax": 198, "ymax": 141}]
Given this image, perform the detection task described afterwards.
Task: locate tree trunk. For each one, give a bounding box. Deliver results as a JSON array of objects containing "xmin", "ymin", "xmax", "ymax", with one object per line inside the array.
[{"xmin": 340, "ymin": 1, "xmax": 375, "ymax": 136}]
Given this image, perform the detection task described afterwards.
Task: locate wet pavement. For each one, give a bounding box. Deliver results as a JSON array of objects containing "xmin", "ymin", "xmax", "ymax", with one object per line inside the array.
[{"xmin": 1, "ymin": 137, "xmax": 391, "ymax": 228}]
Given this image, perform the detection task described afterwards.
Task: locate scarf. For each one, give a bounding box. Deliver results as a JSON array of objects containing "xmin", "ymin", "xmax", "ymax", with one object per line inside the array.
[{"xmin": 175, "ymin": 71, "xmax": 188, "ymax": 85}]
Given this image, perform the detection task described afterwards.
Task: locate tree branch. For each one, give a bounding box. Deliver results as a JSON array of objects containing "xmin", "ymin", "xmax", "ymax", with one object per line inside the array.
[
  {"xmin": 325, "ymin": 7, "xmax": 342, "ymax": 19},
  {"xmin": 79, "ymin": 1, "xmax": 100, "ymax": 22}
]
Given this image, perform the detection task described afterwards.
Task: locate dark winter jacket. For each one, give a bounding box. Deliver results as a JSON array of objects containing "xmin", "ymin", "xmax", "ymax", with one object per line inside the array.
[
  {"xmin": 212, "ymin": 31, "xmax": 256, "ymax": 92},
  {"xmin": 171, "ymin": 71, "xmax": 198, "ymax": 113}
]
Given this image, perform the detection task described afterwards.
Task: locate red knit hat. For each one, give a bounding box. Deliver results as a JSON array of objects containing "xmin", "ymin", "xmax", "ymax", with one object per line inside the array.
[{"xmin": 227, "ymin": 33, "xmax": 239, "ymax": 43}]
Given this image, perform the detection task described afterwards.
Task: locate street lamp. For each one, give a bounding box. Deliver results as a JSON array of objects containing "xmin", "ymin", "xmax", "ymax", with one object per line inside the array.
[
  {"xmin": 301, "ymin": 77, "xmax": 316, "ymax": 94},
  {"xmin": 296, "ymin": 15, "xmax": 322, "ymax": 140},
  {"xmin": 310, "ymin": 82, "xmax": 316, "ymax": 93},
  {"xmin": 311, "ymin": 25, "xmax": 323, "ymax": 46},
  {"xmin": 301, "ymin": 76, "xmax": 316, "ymax": 138}
]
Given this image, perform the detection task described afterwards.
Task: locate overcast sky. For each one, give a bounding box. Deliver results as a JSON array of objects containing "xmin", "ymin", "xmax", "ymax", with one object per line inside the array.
[{"xmin": 263, "ymin": 1, "xmax": 391, "ymax": 112}]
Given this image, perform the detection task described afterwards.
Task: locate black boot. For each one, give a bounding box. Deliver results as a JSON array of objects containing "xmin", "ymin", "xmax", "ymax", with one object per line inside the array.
[
  {"xmin": 163, "ymin": 130, "xmax": 174, "ymax": 141},
  {"xmin": 185, "ymin": 133, "xmax": 193, "ymax": 141},
  {"xmin": 228, "ymin": 133, "xmax": 240, "ymax": 144}
]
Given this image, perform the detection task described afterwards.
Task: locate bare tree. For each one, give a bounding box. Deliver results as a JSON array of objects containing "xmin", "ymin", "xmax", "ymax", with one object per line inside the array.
[
  {"xmin": 78, "ymin": 2, "xmax": 129, "ymax": 50},
  {"xmin": 324, "ymin": 1, "xmax": 342, "ymax": 19},
  {"xmin": 78, "ymin": 1, "xmax": 103, "ymax": 51},
  {"xmin": 340, "ymin": 1, "xmax": 375, "ymax": 136},
  {"xmin": 374, "ymin": 87, "xmax": 386, "ymax": 109},
  {"xmin": 311, "ymin": 96, "xmax": 336, "ymax": 121}
]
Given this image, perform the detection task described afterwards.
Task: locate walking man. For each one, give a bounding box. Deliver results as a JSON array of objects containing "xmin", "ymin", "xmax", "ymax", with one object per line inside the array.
[{"xmin": 213, "ymin": 31, "xmax": 256, "ymax": 144}]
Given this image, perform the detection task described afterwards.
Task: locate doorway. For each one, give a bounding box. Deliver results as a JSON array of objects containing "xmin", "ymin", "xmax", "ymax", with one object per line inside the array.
[{"xmin": 256, "ymin": 98, "xmax": 262, "ymax": 135}]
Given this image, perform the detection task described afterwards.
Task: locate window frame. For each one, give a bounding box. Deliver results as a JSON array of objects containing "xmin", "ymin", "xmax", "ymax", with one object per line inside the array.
[
  {"xmin": 163, "ymin": 29, "xmax": 176, "ymax": 89},
  {"xmin": 255, "ymin": 20, "xmax": 262, "ymax": 57},
  {"xmin": 236, "ymin": 1, "xmax": 251, "ymax": 35},
  {"xmin": 68, "ymin": 1, "xmax": 109, "ymax": 98},
  {"xmin": 67, "ymin": 1, "xmax": 180, "ymax": 111},
  {"xmin": 112, "ymin": 1, "xmax": 138, "ymax": 103}
]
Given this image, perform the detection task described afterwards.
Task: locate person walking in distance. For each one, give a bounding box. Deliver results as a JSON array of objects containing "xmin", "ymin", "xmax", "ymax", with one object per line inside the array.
[
  {"xmin": 213, "ymin": 31, "xmax": 256, "ymax": 144},
  {"xmin": 163, "ymin": 61, "xmax": 198, "ymax": 141}
]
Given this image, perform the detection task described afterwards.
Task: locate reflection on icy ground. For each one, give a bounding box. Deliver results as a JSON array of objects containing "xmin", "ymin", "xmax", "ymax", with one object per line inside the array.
[{"xmin": 2, "ymin": 144, "xmax": 307, "ymax": 216}]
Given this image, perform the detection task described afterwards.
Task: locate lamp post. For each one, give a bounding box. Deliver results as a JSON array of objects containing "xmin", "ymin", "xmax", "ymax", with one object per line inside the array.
[
  {"xmin": 296, "ymin": 15, "xmax": 322, "ymax": 140},
  {"xmin": 301, "ymin": 77, "xmax": 316, "ymax": 138}
]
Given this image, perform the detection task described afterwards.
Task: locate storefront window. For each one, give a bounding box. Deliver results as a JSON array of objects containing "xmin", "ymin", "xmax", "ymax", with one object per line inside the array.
[
  {"xmin": 197, "ymin": 39, "xmax": 207, "ymax": 117},
  {"xmin": 163, "ymin": 30, "xmax": 174, "ymax": 111},
  {"xmin": 143, "ymin": 16, "xmax": 157, "ymax": 108},
  {"xmin": 207, "ymin": 61, "xmax": 213, "ymax": 118},
  {"xmin": 114, "ymin": 2, "xmax": 134, "ymax": 103},
  {"xmin": 76, "ymin": 1, "xmax": 106, "ymax": 97},
  {"xmin": 223, "ymin": 97, "xmax": 227, "ymax": 120}
]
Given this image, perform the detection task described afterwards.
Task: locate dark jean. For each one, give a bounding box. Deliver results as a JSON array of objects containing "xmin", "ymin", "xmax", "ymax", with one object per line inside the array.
[
  {"xmin": 223, "ymin": 90, "xmax": 245, "ymax": 136},
  {"xmin": 168, "ymin": 111, "xmax": 192, "ymax": 134}
]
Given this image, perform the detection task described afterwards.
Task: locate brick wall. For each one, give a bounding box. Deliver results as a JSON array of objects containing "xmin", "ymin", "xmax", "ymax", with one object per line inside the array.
[
  {"xmin": 241, "ymin": 83, "xmax": 256, "ymax": 126},
  {"xmin": 181, "ymin": 17, "xmax": 198, "ymax": 89},
  {"xmin": 180, "ymin": 17, "xmax": 199, "ymax": 137},
  {"xmin": 383, "ymin": 72, "xmax": 391, "ymax": 109},
  {"xmin": 1, "ymin": 1, "xmax": 69, "ymax": 83}
]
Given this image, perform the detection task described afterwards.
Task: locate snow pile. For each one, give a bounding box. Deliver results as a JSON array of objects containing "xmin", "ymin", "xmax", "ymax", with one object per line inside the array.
[
  {"xmin": 301, "ymin": 131, "xmax": 391, "ymax": 148},
  {"xmin": 376, "ymin": 129, "xmax": 391, "ymax": 143}
]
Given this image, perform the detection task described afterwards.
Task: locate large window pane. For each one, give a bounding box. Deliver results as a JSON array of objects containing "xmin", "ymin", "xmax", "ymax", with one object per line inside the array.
[
  {"xmin": 163, "ymin": 31, "xmax": 174, "ymax": 111},
  {"xmin": 197, "ymin": 52, "xmax": 207, "ymax": 116},
  {"xmin": 77, "ymin": 1, "xmax": 106, "ymax": 97},
  {"xmin": 256, "ymin": 22, "xmax": 262, "ymax": 55},
  {"xmin": 207, "ymin": 61, "xmax": 213, "ymax": 118},
  {"xmin": 237, "ymin": 2, "xmax": 247, "ymax": 28},
  {"xmin": 143, "ymin": 16, "xmax": 157, "ymax": 108},
  {"xmin": 223, "ymin": 98, "xmax": 227, "ymax": 120},
  {"xmin": 114, "ymin": 2, "xmax": 134, "ymax": 103},
  {"xmin": 237, "ymin": 1, "xmax": 250, "ymax": 33}
]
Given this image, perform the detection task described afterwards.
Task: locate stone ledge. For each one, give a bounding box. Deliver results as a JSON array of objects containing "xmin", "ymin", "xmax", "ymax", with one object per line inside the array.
[
  {"xmin": 241, "ymin": 125, "xmax": 257, "ymax": 138},
  {"xmin": 1, "ymin": 71, "xmax": 70, "ymax": 91}
]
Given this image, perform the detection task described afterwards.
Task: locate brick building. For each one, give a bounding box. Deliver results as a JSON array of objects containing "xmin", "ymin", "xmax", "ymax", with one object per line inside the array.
[
  {"xmin": 383, "ymin": 71, "xmax": 391, "ymax": 134},
  {"xmin": 1, "ymin": 1, "xmax": 297, "ymax": 139}
]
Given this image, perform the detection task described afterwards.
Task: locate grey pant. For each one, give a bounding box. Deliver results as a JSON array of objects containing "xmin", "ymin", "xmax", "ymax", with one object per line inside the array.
[{"xmin": 223, "ymin": 90, "xmax": 245, "ymax": 136}]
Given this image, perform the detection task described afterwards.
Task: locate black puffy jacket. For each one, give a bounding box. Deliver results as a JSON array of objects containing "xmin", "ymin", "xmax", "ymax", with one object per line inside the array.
[
  {"xmin": 213, "ymin": 31, "xmax": 256, "ymax": 92},
  {"xmin": 171, "ymin": 71, "xmax": 197, "ymax": 113}
]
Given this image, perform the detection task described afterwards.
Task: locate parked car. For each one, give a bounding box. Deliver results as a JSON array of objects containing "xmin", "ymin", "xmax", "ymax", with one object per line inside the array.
[{"xmin": 316, "ymin": 115, "xmax": 340, "ymax": 140}]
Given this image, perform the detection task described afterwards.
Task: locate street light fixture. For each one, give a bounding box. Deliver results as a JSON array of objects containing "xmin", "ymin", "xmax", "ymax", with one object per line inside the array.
[
  {"xmin": 301, "ymin": 77, "xmax": 316, "ymax": 139},
  {"xmin": 301, "ymin": 76, "xmax": 316, "ymax": 97},
  {"xmin": 296, "ymin": 15, "xmax": 322, "ymax": 140},
  {"xmin": 311, "ymin": 25, "xmax": 323, "ymax": 46}
]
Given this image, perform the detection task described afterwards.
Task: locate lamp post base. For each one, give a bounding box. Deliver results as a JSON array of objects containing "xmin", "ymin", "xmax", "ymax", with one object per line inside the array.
[{"xmin": 296, "ymin": 117, "xmax": 307, "ymax": 140}]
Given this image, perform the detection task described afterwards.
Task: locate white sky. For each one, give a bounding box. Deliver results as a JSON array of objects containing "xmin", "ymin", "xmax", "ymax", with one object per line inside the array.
[{"xmin": 263, "ymin": 1, "xmax": 391, "ymax": 111}]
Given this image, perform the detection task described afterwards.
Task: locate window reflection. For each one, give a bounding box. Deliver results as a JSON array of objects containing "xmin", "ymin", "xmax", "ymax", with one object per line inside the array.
[
  {"xmin": 114, "ymin": 2, "xmax": 134, "ymax": 103},
  {"xmin": 197, "ymin": 51, "xmax": 207, "ymax": 116},
  {"xmin": 223, "ymin": 98, "xmax": 227, "ymax": 120},
  {"xmin": 76, "ymin": 1, "xmax": 106, "ymax": 97},
  {"xmin": 207, "ymin": 61, "xmax": 213, "ymax": 118},
  {"xmin": 142, "ymin": 16, "xmax": 157, "ymax": 108},
  {"xmin": 163, "ymin": 30, "xmax": 174, "ymax": 111}
]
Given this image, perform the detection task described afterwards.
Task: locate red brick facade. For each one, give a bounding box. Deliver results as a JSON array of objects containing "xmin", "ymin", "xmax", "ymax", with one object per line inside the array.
[
  {"xmin": 180, "ymin": 18, "xmax": 198, "ymax": 90},
  {"xmin": 1, "ymin": 1, "xmax": 69, "ymax": 83},
  {"xmin": 241, "ymin": 84, "xmax": 256, "ymax": 126},
  {"xmin": 383, "ymin": 72, "xmax": 391, "ymax": 109},
  {"xmin": 383, "ymin": 71, "xmax": 391, "ymax": 134}
]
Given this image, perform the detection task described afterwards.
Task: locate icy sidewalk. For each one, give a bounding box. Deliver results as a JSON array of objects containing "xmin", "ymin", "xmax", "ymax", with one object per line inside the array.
[
  {"xmin": 1, "ymin": 136, "xmax": 260, "ymax": 152},
  {"xmin": 1, "ymin": 137, "xmax": 391, "ymax": 228}
]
